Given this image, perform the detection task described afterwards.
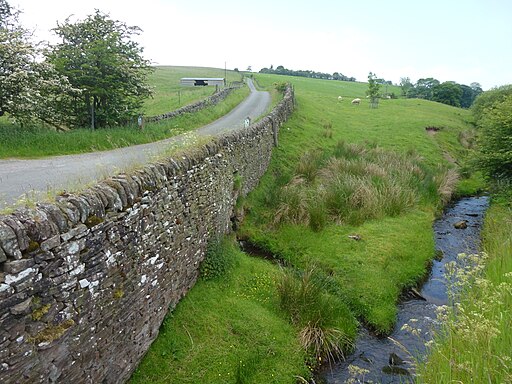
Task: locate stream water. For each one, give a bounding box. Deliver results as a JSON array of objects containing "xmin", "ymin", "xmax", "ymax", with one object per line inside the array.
[{"xmin": 320, "ymin": 196, "xmax": 490, "ymax": 384}]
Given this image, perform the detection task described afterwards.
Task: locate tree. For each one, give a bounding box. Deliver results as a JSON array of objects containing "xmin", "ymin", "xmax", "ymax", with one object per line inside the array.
[
  {"xmin": 0, "ymin": 0, "xmax": 76, "ymax": 128},
  {"xmin": 0, "ymin": 0, "xmax": 24, "ymax": 117},
  {"xmin": 366, "ymin": 72, "xmax": 381, "ymax": 108},
  {"xmin": 399, "ymin": 77, "xmax": 414, "ymax": 97},
  {"xmin": 414, "ymin": 78, "xmax": 440, "ymax": 100},
  {"xmin": 47, "ymin": 10, "xmax": 153, "ymax": 129},
  {"xmin": 472, "ymin": 85, "xmax": 512, "ymax": 125},
  {"xmin": 476, "ymin": 94, "xmax": 512, "ymax": 180},
  {"xmin": 458, "ymin": 84, "xmax": 476, "ymax": 108},
  {"xmin": 470, "ymin": 82, "xmax": 483, "ymax": 94},
  {"xmin": 432, "ymin": 81, "xmax": 463, "ymax": 107},
  {"xmin": 258, "ymin": 65, "xmax": 356, "ymax": 82}
]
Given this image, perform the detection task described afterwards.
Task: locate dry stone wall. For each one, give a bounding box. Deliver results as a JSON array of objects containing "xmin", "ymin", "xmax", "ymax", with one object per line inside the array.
[
  {"xmin": 0, "ymin": 86, "xmax": 294, "ymax": 383},
  {"xmin": 147, "ymin": 86, "xmax": 235, "ymax": 123}
]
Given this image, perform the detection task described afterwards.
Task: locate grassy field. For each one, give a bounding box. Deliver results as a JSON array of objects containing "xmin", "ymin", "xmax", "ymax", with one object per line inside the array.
[
  {"xmin": 240, "ymin": 73, "xmax": 473, "ymax": 333},
  {"xmin": 132, "ymin": 72, "xmax": 479, "ymax": 382},
  {"xmin": 144, "ymin": 66, "xmax": 243, "ymax": 116},
  {"xmin": 0, "ymin": 66, "xmax": 246, "ymax": 158}
]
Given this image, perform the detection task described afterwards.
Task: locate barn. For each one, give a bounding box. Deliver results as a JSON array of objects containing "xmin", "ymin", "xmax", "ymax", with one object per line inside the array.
[{"xmin": 180, "ymin": 78, "xmax": 225, "ymax": 87}]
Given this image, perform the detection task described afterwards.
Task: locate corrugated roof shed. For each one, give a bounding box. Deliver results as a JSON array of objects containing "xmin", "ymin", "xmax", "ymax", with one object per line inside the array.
[{"xmin": 180, "ymin": 78, "xmax": 225, "ymax": 87}]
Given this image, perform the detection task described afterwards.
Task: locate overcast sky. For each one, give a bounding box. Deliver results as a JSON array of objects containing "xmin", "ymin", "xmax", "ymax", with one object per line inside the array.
[{"xmin": 11, "ymin": 0, "xmax": 512, "ymax": 90}]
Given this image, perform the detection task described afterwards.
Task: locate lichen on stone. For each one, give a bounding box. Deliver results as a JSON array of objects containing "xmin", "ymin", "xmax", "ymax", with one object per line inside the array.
[
  {"xmin": 84, "ymin": 215, "xmax": 104, "ymax": 228},
  {"xmin": 31, "ymin": 319, "xmax": 75, "ymax": 344},
  {"xmin": 31, "ymin": 303, "xmax": 51, "ymax": 321}
]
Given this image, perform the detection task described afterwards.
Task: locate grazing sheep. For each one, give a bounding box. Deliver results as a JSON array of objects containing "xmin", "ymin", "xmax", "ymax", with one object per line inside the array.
[
  {"xmin": 338, "ymin": 96, "xmax": 343, "ymax": 102},
  {"xmin": 351, "ymin": 98, "xmax": 361, "ymax": 105}
]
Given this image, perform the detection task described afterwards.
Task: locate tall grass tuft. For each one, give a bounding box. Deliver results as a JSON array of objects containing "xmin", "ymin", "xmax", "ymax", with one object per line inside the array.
[
  {"xmin": 274, "ymin": 141, "xmax": 438, "ymax": 228},
  {"xmin": 277, "ymin": 268, "xmax": 354, "ymax": 365},
  {"xmin": 274, "ymin": 182, "xmax": 309, "ymax": 226},
  {"xmin": 295, "ymin": 150, "xmax": 324, "ymax": 183},
  {"xmin": 435, "ymin": 168, "xmax": 459, "ymax": 205},
  {"xmin": 307, "ymin": 201, "xmax": 329, "ymax": 232},
  {"xmin": 458, "ymin": 129, "xmax": 477, "ymax": 149}
]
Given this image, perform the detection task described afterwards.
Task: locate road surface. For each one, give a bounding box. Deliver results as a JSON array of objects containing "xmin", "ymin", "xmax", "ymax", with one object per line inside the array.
[{"xmin": 0, "ymin": 79, "xmax": 270, "ymax": 210}]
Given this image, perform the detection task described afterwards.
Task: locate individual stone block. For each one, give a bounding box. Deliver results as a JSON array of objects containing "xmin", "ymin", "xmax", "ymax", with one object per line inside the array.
[{"xmin": 0, "ymin": 222, "xmax": 21, "ymax": 260}]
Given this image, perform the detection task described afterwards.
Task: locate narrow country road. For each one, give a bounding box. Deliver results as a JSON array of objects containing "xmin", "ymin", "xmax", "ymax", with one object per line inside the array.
[{"xmin": 0, "ymin": 79, "xmax": 271, "ymax": 210}]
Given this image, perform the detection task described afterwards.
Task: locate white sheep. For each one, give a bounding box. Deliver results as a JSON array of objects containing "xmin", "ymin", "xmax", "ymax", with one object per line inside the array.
[
  {"xmin": 338, "ymin": 96, "xmax": 343, "ymax": 102},
  {"xmin": 351, "ymin": 98, "xmax": 361, "ymax": 105}
]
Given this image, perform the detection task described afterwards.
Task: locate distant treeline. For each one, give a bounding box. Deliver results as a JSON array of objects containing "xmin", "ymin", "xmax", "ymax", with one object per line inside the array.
[
  {"xmin": 259, "ymin": 65, "xmax": 357, "ymax": 82},
  {"xmin": 400, "ymin": 77, "xmax": 483, "ymax": 108}
]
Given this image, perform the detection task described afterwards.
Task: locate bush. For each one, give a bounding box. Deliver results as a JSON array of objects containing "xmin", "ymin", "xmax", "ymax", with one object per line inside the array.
[
  {"xmin": 200, "ymin": 238, "xmax": 235, "ymax": 280},
  {"xmin": 476, "ymin": 94, "xmax": 512, "ymax": 181},
  {"xmin": 472, "ymin": 84, "xmax": 512, "ymax": 125},
  {"xmin": 273, "ymin": 82, "xmax": 288, "ymax": 93}
]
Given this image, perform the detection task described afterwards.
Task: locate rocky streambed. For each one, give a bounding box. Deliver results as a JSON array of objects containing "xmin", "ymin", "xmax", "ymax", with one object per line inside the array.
[{"xmin": 321, "ymin": 196, "xmax": 490, "ymax": 383}]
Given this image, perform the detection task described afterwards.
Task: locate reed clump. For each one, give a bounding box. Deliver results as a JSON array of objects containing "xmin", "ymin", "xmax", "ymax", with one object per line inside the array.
[{"xmin": 274, "ymin": 141, "xmax": 453, "ymax": 231}]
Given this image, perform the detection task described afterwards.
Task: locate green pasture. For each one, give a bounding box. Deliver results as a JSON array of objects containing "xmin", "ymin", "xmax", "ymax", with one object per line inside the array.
[
  {"xmin": 133, "ymin": 70, "xmax": 480, "ymax": 383},
  {"xmin": 144, "ymin": 66, "xmax": 243, "ymax": 116},
  {"xmin": 240, "ymin": 72, "xmax": 474, "ymax": 334},
  {"xmin": 257, "ymin": 73, "xmax": 472, "ymax": 168}
]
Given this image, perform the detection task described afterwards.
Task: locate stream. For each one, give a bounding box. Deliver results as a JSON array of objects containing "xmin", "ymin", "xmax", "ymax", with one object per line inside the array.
[{"xmin": 320, "ymin": 196, "xmax": 490, "ymax": 384}]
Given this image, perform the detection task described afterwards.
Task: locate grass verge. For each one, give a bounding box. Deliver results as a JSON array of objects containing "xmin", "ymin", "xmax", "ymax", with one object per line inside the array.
[
  {"xmin": 0, "ymin": 86, "xmax": 249, "ymax": 158},
  {"xmin": 130, "ymin": 237, "xmax": 311, "ymax": 384}
]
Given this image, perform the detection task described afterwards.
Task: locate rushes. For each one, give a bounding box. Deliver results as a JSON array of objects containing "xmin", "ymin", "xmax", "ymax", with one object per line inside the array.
[
  {"xmin": 295, "ymin": 150, "xmax": 324, "ymax": 183},
  {"xmin": 274, "ymin": 141, "xmax": 438, "ymax": 230},
  {"xmin": 277, "ymin": 268, "xmax": 354, "ymax": 365},
  {"xmin": 435, "ymin": 168, "xmax": 459, "ymax": 205}
]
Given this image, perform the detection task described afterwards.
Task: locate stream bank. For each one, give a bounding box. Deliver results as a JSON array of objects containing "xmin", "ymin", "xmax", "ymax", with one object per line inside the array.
[{"xmin": 320, "ymin": 196, "xmax": 490, "ymax": 383}]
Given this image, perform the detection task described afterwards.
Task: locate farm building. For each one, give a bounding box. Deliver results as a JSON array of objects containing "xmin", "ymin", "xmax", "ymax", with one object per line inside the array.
[{"xmin": 180, "ymin": 78, "xmax": 225, "ymax": 87}]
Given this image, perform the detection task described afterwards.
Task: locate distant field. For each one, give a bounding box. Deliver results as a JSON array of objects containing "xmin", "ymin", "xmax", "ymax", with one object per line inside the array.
[
  {"xmin": 258, "ymin": 74, "xmax": 402, "ymax": 99},
  {"xmin": 253, "ymin": 73, "xmax": 470, "ymax": 168},
  {"xmin": 144, "ymin": 66, "xmax": 243, "ymax": 116},
  {"xmin": 0, "ymin": 66, "xmax": 248, "ymax": 158}
]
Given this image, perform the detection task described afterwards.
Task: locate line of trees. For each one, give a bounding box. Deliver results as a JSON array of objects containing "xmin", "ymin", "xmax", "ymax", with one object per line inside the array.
[
  {"xmin": 399, "ymin": 77, "xmax": 483, "ymax": 108},
  {"xmin": 259, "ymin": 65, "xmax": 356, "ymax": 82},
  {"xmin": 0, "ymin": 0, "xmax": 153, "ymax": 130}
]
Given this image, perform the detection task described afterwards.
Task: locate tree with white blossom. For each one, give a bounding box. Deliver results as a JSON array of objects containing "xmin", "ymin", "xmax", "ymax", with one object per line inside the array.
[{"xmin": 0, "ymin": 0, "xmax": 78, "ymax": 130}]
